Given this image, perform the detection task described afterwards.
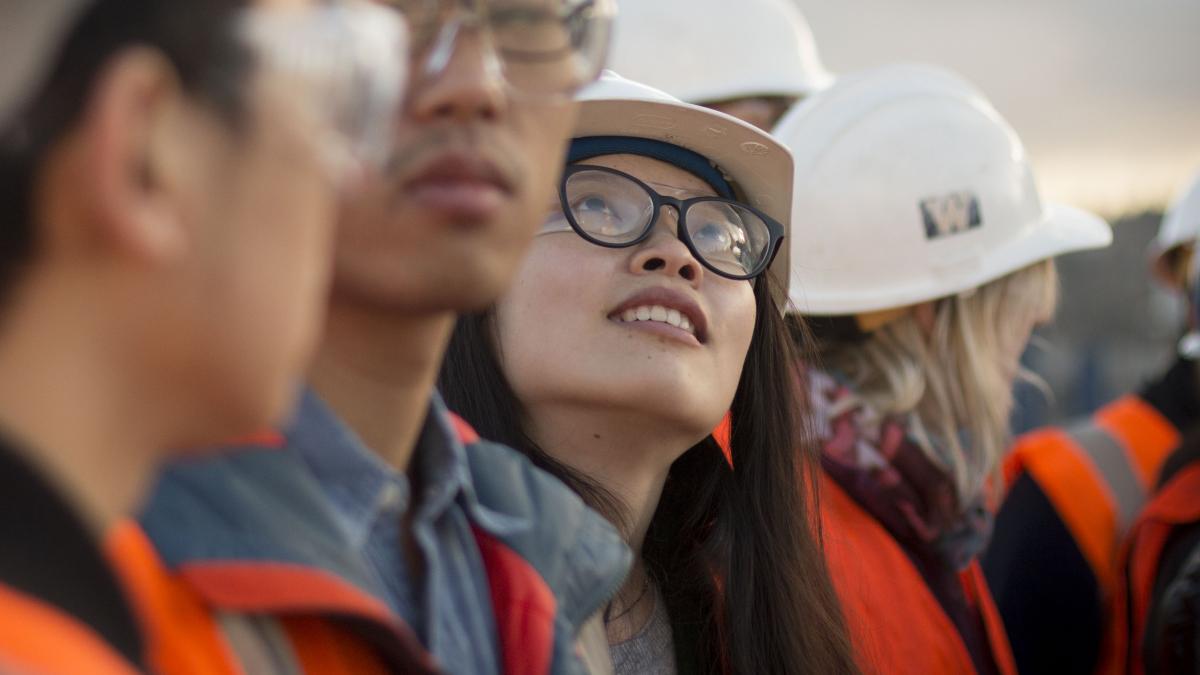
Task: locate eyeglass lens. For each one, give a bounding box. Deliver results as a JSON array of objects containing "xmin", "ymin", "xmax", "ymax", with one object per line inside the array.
[
  {"xmin": 387, "ymin": 0, "xmax": 613, "ymax": 97},
  {"xmin": 561, "ymin": 168, "xmax": 775, "ymax": 279}
]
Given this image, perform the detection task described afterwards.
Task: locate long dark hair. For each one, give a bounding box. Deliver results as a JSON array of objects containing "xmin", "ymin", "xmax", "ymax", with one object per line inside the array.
[{"xmin": 440, "ymin": 271, "xmax": 859, "ymax": 674}]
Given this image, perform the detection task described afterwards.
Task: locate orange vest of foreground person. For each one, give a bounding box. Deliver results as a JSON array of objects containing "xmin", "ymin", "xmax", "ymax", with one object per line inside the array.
[
  {"xmin": 820, "ymin": 475, "xmax": 1018, "ymax": 675},
  {"xmin": 105, "ymin": 520, "xmax": 391, "ymax": 675},
  {"xmin": 0, "ymin": 583, "xmax": 141, "ymax": 675}
]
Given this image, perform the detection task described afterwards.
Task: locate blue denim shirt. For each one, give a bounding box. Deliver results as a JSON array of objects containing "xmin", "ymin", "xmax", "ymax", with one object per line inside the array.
[
  {"xmin": 142, "ymin": 387, "xmax": 630, "ymax": 675},
  {"xmin": 292, "ymin": 389, "xmax": 500, "ymax": 675}
]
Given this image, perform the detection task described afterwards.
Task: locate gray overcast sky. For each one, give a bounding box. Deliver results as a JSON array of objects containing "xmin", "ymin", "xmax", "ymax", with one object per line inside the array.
[{"xmin": 796, "ymin": 0, "xmax": 1200, "ymax": 216}]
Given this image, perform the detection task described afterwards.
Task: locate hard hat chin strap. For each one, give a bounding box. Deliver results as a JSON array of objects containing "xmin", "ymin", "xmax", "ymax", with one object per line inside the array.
[
  {"xmin": 856, "ymin": 307, "xmax": 913, "ymax": 332},
  {"xmin": 800, "ymin": 307, "xmax": 915, "ymax": 346}
]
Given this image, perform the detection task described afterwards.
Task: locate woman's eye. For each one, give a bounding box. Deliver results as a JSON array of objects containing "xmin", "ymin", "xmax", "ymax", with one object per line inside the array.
[
  {"xmin": 577, "ymin": 195, "xmax": 615, "ymax": 216},
  {"xmin": 693, "ymin": 220, "xmax": 741, "ymax": 251},
  {"xmin": 572, "ymin": 194, "xmax": 634, "ymax": 237}
]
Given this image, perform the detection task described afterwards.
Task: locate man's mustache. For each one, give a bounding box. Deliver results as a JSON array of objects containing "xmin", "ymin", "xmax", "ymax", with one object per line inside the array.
[{"xmin": 384, "ymin": 126, "xmax": 525, "ymax": 189}]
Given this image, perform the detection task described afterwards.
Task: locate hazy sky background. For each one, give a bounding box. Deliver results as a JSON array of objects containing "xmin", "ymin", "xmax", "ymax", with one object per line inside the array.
[{"xmin": 795, "ymin": 0, "xmax": 1199, "ymax": 217}]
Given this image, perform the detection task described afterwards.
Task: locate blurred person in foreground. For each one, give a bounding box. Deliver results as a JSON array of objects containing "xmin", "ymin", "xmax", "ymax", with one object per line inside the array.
[
  {"xmin": 774, "ymin": 64, "xmax": 1112, "ymax": 675},
  {"xmin": 984, "ymin": 168, "xmax": 1200, "ymax": 675},
  {"xmin": 607, "ymin": 0, "xmax": 831, "ymax": 131},
  {"xmin": 139, "ymin": 1, "xmax": 632, "ymax": 673},
  {"xmin": 0, "ymin": 0, "xmax": 406, "ymax": 673}
]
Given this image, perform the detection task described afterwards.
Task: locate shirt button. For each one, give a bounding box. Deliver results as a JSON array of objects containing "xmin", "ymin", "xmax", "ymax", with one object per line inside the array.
[{"xmin": 378, "ymin": 482, "xmax": 405, "ymax": 512}]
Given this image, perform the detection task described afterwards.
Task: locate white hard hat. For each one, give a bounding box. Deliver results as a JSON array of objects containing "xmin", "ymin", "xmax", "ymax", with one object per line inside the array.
[
  {"xmin": 773, "ymin": 63, "xmax": 1112, "ymax": 316},
  {"xmin": 573, "ymin": 71, "xmax": 795, "ymax": 302},
  {"xmin": 1153, "ymin": 169, "xmax": 1200, "ymax": 260},
  {"xmin": 607, "ymin": 0, "xmax": 832, "ymax": 105},
  {"xmin": 0, "ymin": 1, "xmax": 89, "ymax": 130}
]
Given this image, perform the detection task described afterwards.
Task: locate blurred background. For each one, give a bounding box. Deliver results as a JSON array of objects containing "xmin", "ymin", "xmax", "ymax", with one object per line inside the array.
[{"xmin": 797, "ymin": 0, "xmax": 1200, "ymax": 431}]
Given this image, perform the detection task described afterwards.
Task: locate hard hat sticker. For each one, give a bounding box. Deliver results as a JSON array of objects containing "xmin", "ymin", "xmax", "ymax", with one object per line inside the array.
[{"xmin": 920, "ymin": 191, "xmax": 982, "ymax": 240}]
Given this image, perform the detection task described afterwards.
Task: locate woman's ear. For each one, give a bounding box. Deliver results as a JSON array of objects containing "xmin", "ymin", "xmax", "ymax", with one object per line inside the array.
[{"xmin": 77, "ymin": 47, "xmax": 190, "ymax": 265}]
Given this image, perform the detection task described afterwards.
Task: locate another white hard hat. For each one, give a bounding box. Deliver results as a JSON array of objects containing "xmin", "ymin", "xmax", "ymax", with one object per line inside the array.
[
  {"xmin": 774, "ymin": 63, "xmax": 1112, "ymax": 316},
  {"xmin": 0, "ymin": 1, "xmax": 89, "ymax": 130},
  {"xmin": 607, "ymin": 0, "xmax": 832, "ymax": 105},
  {"xmin": 573, "ymin": 71, "xmax": 795, "ymax": 302},
  {"xmin": 1153, "ymin": 169, "xmax": 1200, "ymax": 260}
]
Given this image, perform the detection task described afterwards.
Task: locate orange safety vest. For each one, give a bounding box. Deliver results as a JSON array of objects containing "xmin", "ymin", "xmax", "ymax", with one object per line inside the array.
[
  {"xmin": 1107, "ymin": 462, "xmax": 1200, "ymax": 675},
  {"xmin": 1003, "ymin": 395, "xmax": 1181, "ymax": 598},
  {"xmin": 106, "ymin": 520, "xmax": 392, "ymax": 675},
  {"xmin": 821, "ymin": 474, "xmax": 1017, "ymax": 675},
  {"xmin": 0, "ymin": 583, "xmax": 141, "ymax": 675}
]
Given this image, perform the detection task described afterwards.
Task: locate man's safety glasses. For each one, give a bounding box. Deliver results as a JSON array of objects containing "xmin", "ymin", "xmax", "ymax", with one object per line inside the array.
[
  {"xmin": 385, "ymin": 0, "xmax": 616, "ymax": 99},
  {"xmin": 543, "ymin": 165, "xmax": 785, "ymax": 281},
  {"xmin": 237, "ymin": 2, "xmax": 409, "ymax": 177}
]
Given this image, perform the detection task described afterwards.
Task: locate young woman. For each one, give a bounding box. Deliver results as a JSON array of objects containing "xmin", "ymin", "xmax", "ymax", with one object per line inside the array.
[
  {"xmin": 772, "ymin": 64, "xmax": 1114, "ymax": 675},
  {"xmin": 440, "ymin": 72, "xmax": 858, "ymax": 675}
]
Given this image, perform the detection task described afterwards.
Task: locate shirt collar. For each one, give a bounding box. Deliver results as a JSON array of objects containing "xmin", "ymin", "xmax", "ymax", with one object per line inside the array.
[
  {"xmin": 291, "ymin": 388, "xmax": 472, "ymax": 545},
  {"xmin": 414, "ymin": 391, "xmax": 474, "ymax": 520}
]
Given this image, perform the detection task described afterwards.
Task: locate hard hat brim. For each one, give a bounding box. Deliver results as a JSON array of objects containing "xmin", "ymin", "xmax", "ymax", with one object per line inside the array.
[{"xmin": 791, "ymin": 203, "xmax": 1112, "ymax": 316}]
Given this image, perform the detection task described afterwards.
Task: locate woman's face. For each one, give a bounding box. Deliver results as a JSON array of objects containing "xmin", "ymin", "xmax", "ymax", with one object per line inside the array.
[{"xmin": 494, "ymin": 153, "xmax": 758, "ymax": 441}]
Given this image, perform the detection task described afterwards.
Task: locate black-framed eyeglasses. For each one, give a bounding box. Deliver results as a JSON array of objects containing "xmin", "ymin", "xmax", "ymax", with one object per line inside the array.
[
  {"xmin": 543, "ymin": 164, "xmax": 785, "ymax": 280},
  {"xmin": 384, "ymin": 0, "xmax": 615, "ymax": 99}
]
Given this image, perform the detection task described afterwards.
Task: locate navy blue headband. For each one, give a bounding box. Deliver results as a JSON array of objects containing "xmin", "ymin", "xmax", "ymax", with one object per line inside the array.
[{"xmin": 566, "ymin": 136, "xmax": 736, "ymax": 199}]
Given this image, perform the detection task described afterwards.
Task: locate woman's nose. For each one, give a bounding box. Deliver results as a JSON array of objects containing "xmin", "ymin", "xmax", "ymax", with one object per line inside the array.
[{"xmin": 628, "ymin": 207, "xmax": 703, "ymax": 285}]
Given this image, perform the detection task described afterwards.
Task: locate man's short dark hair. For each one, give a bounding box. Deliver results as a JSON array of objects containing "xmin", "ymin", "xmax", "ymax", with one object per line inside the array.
[{"xmin": 0, "ymin": 0, "xmax": 251, "ymax": 298}]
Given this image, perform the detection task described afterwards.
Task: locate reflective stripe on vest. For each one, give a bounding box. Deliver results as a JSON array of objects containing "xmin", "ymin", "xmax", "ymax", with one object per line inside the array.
[
  {"xmin": 218, "ymin": 614, "xmax": 305, "ymax": 675},
  {"xmin": 1063, "ymin": 421, "xmax": 1147, "ymax": 537},
  {"xmin": 215, "ymin": 614, "xmax": 395, "ymax": 675},
  {"xmin": 1008, "ymin": 396, "xmax": 1181, "ymax": 596}
]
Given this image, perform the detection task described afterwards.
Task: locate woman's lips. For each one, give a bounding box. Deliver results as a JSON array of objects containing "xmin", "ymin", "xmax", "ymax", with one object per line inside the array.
[
  {"xmin": 608, "ymin": 287, "xmax": 709, "ymax": 345},
  {"xmin": 612, "ymin": 314, "xmax": 703, "ymax": 347}
]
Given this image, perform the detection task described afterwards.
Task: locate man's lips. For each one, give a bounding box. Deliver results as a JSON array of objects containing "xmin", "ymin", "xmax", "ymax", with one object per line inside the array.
[{"xmin": 401, "ymin": 154, "xmax": 515, "ymax": 219}]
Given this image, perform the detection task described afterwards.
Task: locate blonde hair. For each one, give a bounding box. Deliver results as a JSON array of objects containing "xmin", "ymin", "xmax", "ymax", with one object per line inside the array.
[{"xmin": 821, "ymin": 260, "xmax": 1059, "ymax": 504}]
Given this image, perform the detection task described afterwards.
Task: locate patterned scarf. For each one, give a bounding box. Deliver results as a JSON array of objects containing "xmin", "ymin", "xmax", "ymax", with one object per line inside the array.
[{"xmin": 808, "ymin": 369, "xmax": 993, "ymax": 571}]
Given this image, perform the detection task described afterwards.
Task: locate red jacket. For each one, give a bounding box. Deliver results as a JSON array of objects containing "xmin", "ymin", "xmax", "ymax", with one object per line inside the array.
[
  {"xmin": 1108, "ymin": 462, "xmax": 1200, "ymax": 675},
  {"xmin": 821, "ymin": 474, "xmax": 1017, "ymax": 675}
]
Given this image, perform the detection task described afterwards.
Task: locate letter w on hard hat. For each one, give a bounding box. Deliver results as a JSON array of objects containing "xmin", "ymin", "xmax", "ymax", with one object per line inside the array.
[
  {"xmin": 0, "ymin": 0, "xmax": 89, "ymax": 130},
  {"xmin": 607, "ymin": 0, "xmax": 832, "ymax": 105},
  {"xmin": 772, "ymin": 63, "xmax": 1112, "ymax": 317}
]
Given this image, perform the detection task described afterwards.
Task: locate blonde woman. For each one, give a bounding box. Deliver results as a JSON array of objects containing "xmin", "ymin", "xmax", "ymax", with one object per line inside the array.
[{"xmin": 772, "ymin": 64, "xmax": 1112, "ymax": 675}]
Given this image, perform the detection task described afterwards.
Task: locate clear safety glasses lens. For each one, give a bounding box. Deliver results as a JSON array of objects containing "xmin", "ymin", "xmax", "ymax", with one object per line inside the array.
[
  {"xmin": 391, "ymin": 0, "xmax": 614, "ymax": 98},
  {"xmin": 558, "ymin": 167, "xmax": 778, "ymax": 280},
  {"xmin": 236, "ymin": 2, "xmax": 409, "ymax": 175}
]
